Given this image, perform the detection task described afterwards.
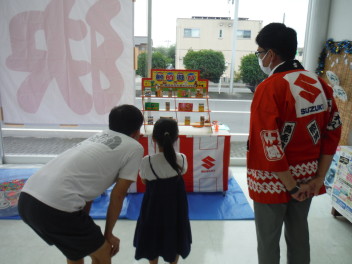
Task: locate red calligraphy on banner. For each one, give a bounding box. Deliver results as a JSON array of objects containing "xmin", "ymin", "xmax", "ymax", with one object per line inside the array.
[
  {"xmin": 6, "ymin": 0, "xmax": 124, "ymax": 115},
  {"xmin": 86, "ymin": 0, "xmax": 124, "ymax": 114}
]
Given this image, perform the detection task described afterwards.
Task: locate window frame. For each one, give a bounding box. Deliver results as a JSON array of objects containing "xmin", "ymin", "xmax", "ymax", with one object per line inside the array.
[{"xmin": 184, "ymin": 28, "xmax": 200, "ymax": 38}]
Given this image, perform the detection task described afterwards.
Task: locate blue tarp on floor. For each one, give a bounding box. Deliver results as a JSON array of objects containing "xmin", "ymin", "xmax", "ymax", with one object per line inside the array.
[{"xmin": 0, "ymin": 168, "xmax": 254, "ymax": 220}]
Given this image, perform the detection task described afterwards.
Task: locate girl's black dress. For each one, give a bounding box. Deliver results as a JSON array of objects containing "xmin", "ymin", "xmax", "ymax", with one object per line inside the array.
[{"xmin": 134, "ymin": 156, "xmax": 192, "ymax": 262}]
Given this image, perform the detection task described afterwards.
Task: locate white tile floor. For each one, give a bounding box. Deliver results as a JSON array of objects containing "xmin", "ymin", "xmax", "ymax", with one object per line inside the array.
[{"xmin": 1, "ymin": 166, "xmax": 351, "ymax": 264}]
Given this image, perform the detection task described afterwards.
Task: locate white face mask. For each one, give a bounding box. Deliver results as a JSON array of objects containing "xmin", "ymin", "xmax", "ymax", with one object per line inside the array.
[{"xmin": 258, "ymin": 51, "xmax": 272, "ymax": 75}]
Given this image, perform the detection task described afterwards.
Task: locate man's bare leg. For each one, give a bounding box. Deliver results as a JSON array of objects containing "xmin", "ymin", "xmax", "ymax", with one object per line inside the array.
[{"xmin": 90, "ymin": 240, "xmax": 112, "ymax": 264}]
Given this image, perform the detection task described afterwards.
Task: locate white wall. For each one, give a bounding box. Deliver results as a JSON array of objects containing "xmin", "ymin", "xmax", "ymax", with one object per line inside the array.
[
  {"xmin": 327, "ymin": 0, "xmax": 352, "ymax": 41},
  {"xmin": 304, "ymin": 0, "xmax": 352, "ymax": 72},
  {"xmin": 303, "ymin": 0, "xmax": 352, "ymax": 145},
  {"xmin": 302, "ymin": 0, "xmax": 331, "ymax": 72}
]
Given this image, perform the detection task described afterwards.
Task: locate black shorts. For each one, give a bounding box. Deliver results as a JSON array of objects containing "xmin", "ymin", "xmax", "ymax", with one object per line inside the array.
[{"xmin": 18, "ymin": 192, "xmax": 105, "ymax": 261}]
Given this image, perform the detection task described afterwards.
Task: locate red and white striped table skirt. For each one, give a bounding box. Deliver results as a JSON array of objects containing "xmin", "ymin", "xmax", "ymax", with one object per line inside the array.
[{"xmin": 128, "ymin": 135, "xmax": 231, "ymax": 193}]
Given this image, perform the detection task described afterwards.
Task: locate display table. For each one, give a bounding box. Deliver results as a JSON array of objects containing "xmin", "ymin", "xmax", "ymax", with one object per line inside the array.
[
  {"xmin": 131, "ymin": 69, "xmax": 231, "ymax": 193},
  {"xmin": 128, "ymin": 127, "xmax": 231, "ymax": 193}
]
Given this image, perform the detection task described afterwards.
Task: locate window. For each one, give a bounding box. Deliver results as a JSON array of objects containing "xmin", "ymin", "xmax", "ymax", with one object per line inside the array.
[
  {"xmin": 219, "ymin": 29, "xmax": 223, "ymax": 38},
  {"xmin": 184, "ymin": 28, "xmax": 200, "ymax": 38},
  {"xmin": 237, "ymin": 30, "xmax": 251, "ymax": 39}
]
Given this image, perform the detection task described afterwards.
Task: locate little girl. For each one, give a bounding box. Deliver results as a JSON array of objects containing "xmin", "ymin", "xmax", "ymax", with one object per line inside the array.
[{"xmin": 134, "ymin": 118, "xmax": 192, "ymax": 264}]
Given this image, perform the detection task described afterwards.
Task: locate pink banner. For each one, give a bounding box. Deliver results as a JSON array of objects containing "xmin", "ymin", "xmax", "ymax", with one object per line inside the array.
[{"xmin": 0, "ymin": 0, "xmax": 134, "ymax": 124}]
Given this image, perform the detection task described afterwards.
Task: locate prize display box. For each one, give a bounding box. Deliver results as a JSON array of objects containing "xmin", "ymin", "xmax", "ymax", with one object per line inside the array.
[
  {"xmin": 141, "ymin": 69, "xmax": 212, "ymax": 135},
  {"xmin": 331, "ymin": 146, "xmax": 352, "ymax": 223}
]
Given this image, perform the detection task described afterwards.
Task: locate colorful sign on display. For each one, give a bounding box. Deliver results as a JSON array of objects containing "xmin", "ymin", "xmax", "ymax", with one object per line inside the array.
[{"xmin": 142, "ymin": 69, "xmax": 208, "ymax": 91}]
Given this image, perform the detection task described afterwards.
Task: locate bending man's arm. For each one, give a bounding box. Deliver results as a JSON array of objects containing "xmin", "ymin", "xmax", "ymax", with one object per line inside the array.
[{"xmin": 104, "ymin": 178, "xmax": 133, "ymax": 256}]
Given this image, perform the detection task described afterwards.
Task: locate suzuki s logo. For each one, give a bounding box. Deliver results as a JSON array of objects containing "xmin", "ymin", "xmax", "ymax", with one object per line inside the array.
[
  {"xmin": 202, "ymin": 156, "xmax": 215, "ymax": 169},
  {"xmin": 294, "ymin": 73, "xmax": 321, "ymax": 103}
]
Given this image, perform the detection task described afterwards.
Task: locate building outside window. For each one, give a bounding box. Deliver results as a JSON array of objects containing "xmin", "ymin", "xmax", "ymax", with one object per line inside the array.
[{"xmin": 176, "ymin": 17, "xmax": 262, "ymax": 77}]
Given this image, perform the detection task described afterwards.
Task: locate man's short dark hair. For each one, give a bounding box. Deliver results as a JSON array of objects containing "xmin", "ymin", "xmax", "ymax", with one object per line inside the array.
[
  {"xmin": 109, "ymin": 104, "xmax": 143, "ymax": 135},
  {"xmin": 256, "ymin": 23, "xmax": 297, "ymax": 61}
]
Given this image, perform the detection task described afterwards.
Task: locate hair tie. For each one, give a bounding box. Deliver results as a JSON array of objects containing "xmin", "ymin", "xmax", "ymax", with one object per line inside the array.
[{"xmin": 164, "ymin": 132, "xmax": 170, "ymax": 136}]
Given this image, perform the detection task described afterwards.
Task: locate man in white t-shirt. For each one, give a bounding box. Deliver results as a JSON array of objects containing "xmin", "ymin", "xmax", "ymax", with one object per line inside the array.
[{"xmin": 18, "ymin": 104, "xmax": 144, "ymax": 264}]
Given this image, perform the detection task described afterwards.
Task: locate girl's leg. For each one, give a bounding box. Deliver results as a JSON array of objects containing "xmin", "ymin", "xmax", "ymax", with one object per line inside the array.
[
  {"xmin": 149, "ymin": 257, "xmax": 158, "ymax": 264},
  {"xmin": 67, "ymin": 259, "xmax": 84, "ymax": 264},
  {"xmin": 170, "ymin": 255, "xmax": 179, "ymax": 264}
]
